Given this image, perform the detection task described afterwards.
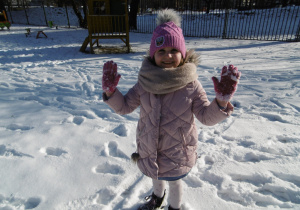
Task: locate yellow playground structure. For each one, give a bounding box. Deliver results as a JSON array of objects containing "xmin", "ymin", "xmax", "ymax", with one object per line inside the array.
[{"xmin": 80, "ymin": 0, "xmax": 130, "ymax": 53}]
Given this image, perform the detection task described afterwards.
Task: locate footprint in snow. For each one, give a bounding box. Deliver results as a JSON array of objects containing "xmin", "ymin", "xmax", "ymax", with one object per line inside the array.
[
  {"xmin": 259, "ymin": 112, "xmax": 289, "ymax": 124},
  {"xmin": 238, "ymin": 140, "xmax": 256, "ymax": 148},
  {"xmin": 111, "ymin": 124, "xmax": 130, "ymax": 137},
  {"xmin": 24, "ymin": 197, "xmax": 42, "ymax": 209},
  {"xmin": 183, "ymin": 174, "xmax": 203, "ymax": 188},
  {"xmin": 100, "ymin": 141, "xmax": 129, "ymax": 159},
  {"xmin": 204, "ymin": 156, "xmax": 214, "ymax": 165},
  {"xmin": 229, "ymin": 172, "xmax": 300, "ymax": 207},
  {"xmin": 271, "ymin": 171, "xmax": 300, "ymax": 188},
  {"xmin": 99, "ymin": 123, "xmax": 131, "ymax": 137},
  {"xmin": 276, "ymin": 134, "xmax": 300, "ymax": 143},
  {"xmin": 72, "ymin": 116, "xmax": 84, "ymax": 125},
  {"xmin": 0, "ymin": 144, "xmax": 33, "ymax": 158},
  {"xmin": 81, "ymin": 82, "xmax": 94, "ymax": 97},
  {"xmin": 0, "ymin": 194, "xmax": 41, "ymax": 209},
  {"xmin": 92, "ymin": 108, "xmax": 124, "ymax": 122},
  {"xmin": 40, "ymin": 147, "xmax": 67, "ymax": 157},
  {"xmin": 19, "ymin": 95, "xmax": 50, "ymax": 106},
  {"xmin": 92, "ymin": 161, "xmax": 125, "ymax": 175},
  {"xmin": 230, "ymin": 173, "xmax": 273, "ymax": 187},
  {"xmin": 6, "ymin": 123, "xmax": 33, "ymax": 131},
  {"xmin": 70, "ymin": 110, "xmax": 96, "ymax": 119},
  {"xmin": 233, "ymin": 152, "xmax": 273, "ymax": 163},
  {"xmin": 94, "ymin": 187, "xmax": 116, "ymax": 205}
]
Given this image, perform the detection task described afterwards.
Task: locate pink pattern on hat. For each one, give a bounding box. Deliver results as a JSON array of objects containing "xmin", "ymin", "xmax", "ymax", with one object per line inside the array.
[{"xmin": 150, "ymin": 21, "xmax": 186, "ymax": 59}]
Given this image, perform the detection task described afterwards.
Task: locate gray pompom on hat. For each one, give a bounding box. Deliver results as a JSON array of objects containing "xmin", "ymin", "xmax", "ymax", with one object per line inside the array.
[{"xmin": 156, "ymin": 9, "xmax": 182, "ymax": 27}]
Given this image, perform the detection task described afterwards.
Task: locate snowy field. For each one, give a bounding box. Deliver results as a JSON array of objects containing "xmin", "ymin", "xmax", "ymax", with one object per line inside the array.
[{"xmin": 0, "ymin": 22, "xmax": 300, "ymax": 210}]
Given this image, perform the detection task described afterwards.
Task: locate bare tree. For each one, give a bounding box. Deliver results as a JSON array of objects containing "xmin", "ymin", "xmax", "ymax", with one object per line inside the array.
[
  {"xmin": 129, "ymin": 0, "xmax": 139, "ymax": 30},
  {"xmin": 69, "ymin": 0, "xmax": 87, "ymax": 28},
  {"xmin": 0, "ymin": 0, "xmax": 6, "ymax": 11},
  {"xmin": 204, "ymin": 0, "xmax": 213, "ymax": 14},
  {"xmin": 57, "ymin": 0, "xmax": 63, "ymax": 7}
]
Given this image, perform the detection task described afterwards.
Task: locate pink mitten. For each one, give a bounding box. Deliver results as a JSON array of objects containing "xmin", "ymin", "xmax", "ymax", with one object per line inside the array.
[
  {"xmin": 212, "ymin": 64, "xmax": 241, "ymax": 101},
  {"xmin": 102, "ymin": 61, "xmax": 121, "ymax": 94}
]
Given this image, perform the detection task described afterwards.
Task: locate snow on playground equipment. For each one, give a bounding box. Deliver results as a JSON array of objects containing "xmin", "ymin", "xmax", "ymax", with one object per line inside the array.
[{"xmin": 80, "ymin": 0, "xmax": 130, "ymax": 53}]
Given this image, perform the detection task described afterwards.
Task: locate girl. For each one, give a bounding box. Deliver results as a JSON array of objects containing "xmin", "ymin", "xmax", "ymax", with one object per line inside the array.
[{"xmin": 102, "ymin": 9, "xmax": 241, "ymax": 210}]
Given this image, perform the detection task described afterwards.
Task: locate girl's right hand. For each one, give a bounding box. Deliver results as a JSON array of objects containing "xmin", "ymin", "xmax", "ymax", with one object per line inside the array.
[{"xmin": 102, "ymin": 61, "xmax": 121, "ymax": 96}]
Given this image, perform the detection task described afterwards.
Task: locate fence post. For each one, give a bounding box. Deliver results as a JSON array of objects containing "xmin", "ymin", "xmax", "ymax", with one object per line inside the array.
[{"xmin": 222, "ymin": 0, "xmax": 229, "ymax": 39}]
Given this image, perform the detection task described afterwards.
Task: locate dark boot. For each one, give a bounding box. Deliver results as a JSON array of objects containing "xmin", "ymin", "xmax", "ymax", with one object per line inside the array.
[
  {"xmin": 138, "ymin": 190, "xmax": 166, "ymax": 210},
  {"xmin": 168, "ymin": 205, "xmax": 180, "ymax": 210}
]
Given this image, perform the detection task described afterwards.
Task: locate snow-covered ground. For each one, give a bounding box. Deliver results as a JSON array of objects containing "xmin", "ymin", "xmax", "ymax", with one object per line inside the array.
[{"xmin": 1, "ymin": 21, "xmax": 300, "ymax": 210}]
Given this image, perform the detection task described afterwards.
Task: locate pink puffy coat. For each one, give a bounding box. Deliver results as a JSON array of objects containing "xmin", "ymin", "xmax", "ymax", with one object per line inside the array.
[{"xmin": 104, "ymin": 80, "xmax": 233, "ymax": 180}]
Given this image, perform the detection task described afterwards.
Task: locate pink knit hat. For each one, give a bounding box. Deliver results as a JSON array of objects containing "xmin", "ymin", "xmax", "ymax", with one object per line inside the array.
[{"xmin": 149, "ymin": 10, "xmax": 186, "ymax": 59}]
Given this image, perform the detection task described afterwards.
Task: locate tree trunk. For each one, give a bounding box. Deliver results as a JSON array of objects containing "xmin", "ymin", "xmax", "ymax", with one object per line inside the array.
[
  {"xmin": 205, "ymin": 0, "xmax": 213, "ymax": 14},
  {"xmin": 129, "ymin": 0, "xmax": 139, "ymax": 30},
  {"xmin": 0, "ymin": 0, "xmax": 6, "ymax": 11},
  {"xmin": 57, "ymin": 0, "xmax": 63, "ymax": 7},
  {"xmin": 81, "ymin": 0, "xmax": 87, "ymax": 27},
  {"xmin": 282, "ymin": 0, "xmax": 289, "ymax": 7},
  {"xmin": 70, "ymin": 0, "xmax": 87, "ymax": 28}
]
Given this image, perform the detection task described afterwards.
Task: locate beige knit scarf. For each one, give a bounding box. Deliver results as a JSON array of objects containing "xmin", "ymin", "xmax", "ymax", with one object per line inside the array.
[{"xmin": 138, "ymin": 50, "xmax": 200, "ymax": 94}]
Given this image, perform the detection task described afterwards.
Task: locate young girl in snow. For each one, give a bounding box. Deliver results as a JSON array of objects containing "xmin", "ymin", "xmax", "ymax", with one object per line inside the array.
[{"xmin": 102, "ymin": 9, "xmax": 241, "ymax": 210}]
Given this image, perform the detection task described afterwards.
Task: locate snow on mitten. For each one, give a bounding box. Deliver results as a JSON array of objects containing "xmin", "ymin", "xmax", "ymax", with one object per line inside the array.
[
  {"xmin": 102, "ymin": 60, "xmax": 121, "ymax": 94},
  {"xmin": 212, "ymin": 64, "xmax": 241, "ymax": 101}
]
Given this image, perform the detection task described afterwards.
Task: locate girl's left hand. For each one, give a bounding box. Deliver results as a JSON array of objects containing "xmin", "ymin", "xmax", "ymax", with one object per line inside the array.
[{"xmin": 212, "ymin": 64, "xmax": 241, "ymax": 102}]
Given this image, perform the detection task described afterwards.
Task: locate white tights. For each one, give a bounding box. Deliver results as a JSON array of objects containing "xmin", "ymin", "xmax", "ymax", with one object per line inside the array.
[{"xmin": 152, "ymin": 179, "xmax": 183, "ymax": 209}]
